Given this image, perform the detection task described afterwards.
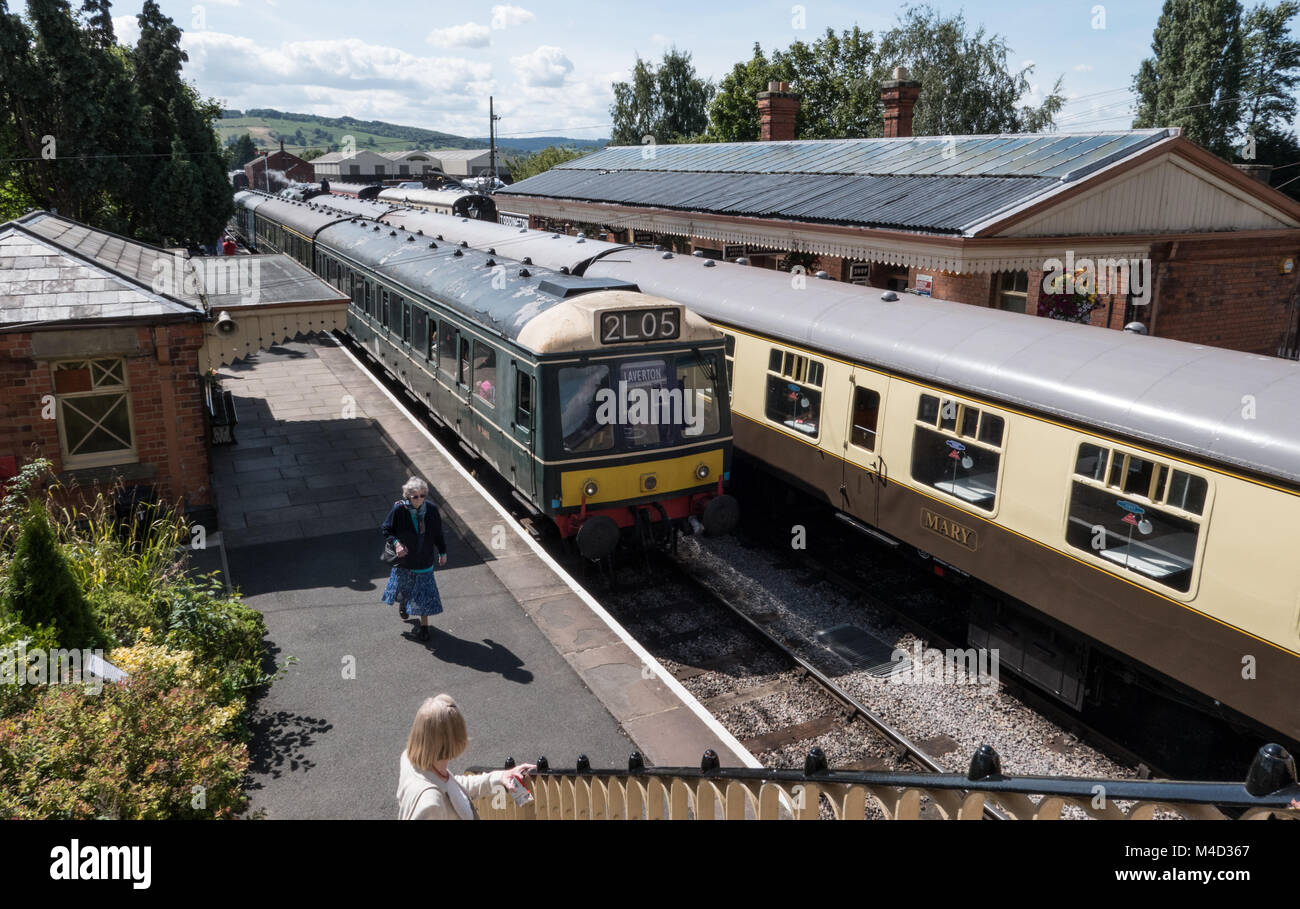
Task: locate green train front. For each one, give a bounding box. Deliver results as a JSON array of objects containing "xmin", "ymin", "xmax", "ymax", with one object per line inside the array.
[
  {"xmin": 518, "ymin": 292, "xmax": 737, "ymax": 557},
  {"xmin": 234, "ymin": 193, "xmax": 736, "ymax": 559}
]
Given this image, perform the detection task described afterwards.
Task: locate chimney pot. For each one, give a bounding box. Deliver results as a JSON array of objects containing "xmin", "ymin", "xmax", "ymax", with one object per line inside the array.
[
  {"xmin": 893, "ymin": 65, "xmax": 909, "ymax": 81},
  {"xmin": 757, "ymin": 82, "xmax": 801, "ymax": 142}
]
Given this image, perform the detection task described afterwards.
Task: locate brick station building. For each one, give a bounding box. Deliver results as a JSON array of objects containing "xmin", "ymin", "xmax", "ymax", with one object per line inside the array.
[
  {"xmin": 0, "ymin": 211, "xmax": 346, "ymax": 524},
  {"xmin": 246, "ymin": 140, "xmax": 316, "ymax": 194},
  {"xmin": 498, "ymin": 72, "xmax": 1300, "ymax": 357}
]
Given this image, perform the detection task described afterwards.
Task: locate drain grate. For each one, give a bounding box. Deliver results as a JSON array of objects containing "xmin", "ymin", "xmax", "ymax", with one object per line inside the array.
[{"xmin": 814, "ymin": 624, "xmax": 906, "ymax": 678}]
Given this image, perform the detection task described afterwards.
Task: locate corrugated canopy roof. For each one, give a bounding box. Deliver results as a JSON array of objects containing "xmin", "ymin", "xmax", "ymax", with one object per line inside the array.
[{"xmin": 501, "ymin": 130, "xmax": 1175, "ymax": 235}]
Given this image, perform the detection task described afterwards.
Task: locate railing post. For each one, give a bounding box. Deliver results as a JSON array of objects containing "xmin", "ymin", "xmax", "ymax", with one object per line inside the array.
[
  {"xmin": 701, "ymin": 749, "xmax": 720, "ymax": 772},
  {"xmin": 503, "ymin": 756, "xmax": 515, "ymax": 769},
  {"xmin": 1245, "ymin": 743, "xmax": 1297, "ymax": 797},
  {"xmin": 967, "ymin": 744, "xmax": 1002, "ymax": 780},
  {"xmin": 805, "ymin": 746, "xmax": 828, "ymax": 775},
  {"xmin": 628, "ymin": 751, "xmax": 645, "ymax": 772},
  {"xmin": 537, "ymin": 756, "xmax": 549, "ymax": 772},
  {"xmin": 576, "ymin": 754, "xmax": 591, "ymax": 773}
]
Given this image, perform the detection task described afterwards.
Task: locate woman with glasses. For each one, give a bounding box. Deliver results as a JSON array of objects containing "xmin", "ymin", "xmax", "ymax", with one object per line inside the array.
[{"xmin": 382, "ymin": 477, "xmax": 448, "ymax": 641}]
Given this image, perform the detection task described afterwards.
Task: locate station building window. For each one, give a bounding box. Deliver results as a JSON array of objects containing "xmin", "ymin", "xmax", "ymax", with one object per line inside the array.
[
  {"xmin": 52, "ymin": 359, "xmax": 135, "ymax": 469},
  {"xmin": 1065, "ymin": 443, "xmax": 1207, "ymax": 593},
  {"xmin": 764, "ymin": 347, "xmax": 824, "ymax": 438},
  {"xmin": 911, "ymin": 394, "xmax": 1005, "ymax": 511},
  {"xmin": 996, "ymin": 271, "xmax": 1029, "ymax": 314}
]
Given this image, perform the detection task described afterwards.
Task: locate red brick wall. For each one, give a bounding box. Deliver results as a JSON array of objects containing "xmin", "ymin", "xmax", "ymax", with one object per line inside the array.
[
  {"xmin": 0, "ymin": 323, "xmax": 211, "ymax": 511},
  {"xmin": 913, "ymin": 268, "xmax": 993, "ymax": 306}
]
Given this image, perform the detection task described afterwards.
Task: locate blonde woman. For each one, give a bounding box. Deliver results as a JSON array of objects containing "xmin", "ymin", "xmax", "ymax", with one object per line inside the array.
[
  {"xmin": 381, "ymin": 477, "xmax": 447, "ymax": 641},
  {"xmin": 397, "ymin": 694, "xmax": 536, "ymax": 820}
]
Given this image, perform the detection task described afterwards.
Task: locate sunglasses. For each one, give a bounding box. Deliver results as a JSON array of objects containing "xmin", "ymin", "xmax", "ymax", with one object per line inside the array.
[{"xmin": 408, "ymin": 495, "xmax": 425, "ymax": 500}]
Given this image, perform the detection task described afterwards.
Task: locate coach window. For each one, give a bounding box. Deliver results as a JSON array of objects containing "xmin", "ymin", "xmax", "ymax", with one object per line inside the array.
[
  {"xmin": 911, "ymin": 393, "xmax": 1004, "ymax": 511},
  {"xmin": 722, "ymin": 333, "xmax": 735, "ymax": 400},
  {"xmin": 515, "ymin": 372, "xmax": 533, "ymax": 432},
  {"xmin": 426, "ymin": 316, "xmax": 437, "ymax": 362},
  {"xmin": 458, "ymin": 337, "xmax": 470, "ymax": 387},
  {"xmin": 399, "ymin": 297, "xmax": 411, "ymax": 344},
  {"xmin": 411, "ymin": 306, "xmax": 426, "ymax": 355},
  {"xmin": 764, "ymin": 347, "xmax": 824, "ymax": 438},
  {"xmin": 1064, "ymin": 443, "xmax": 1208, "ymax": 593},
  {"xmin": 380, "ymin": 290, "xmax": 390, "ymax": 329},
  {"xmin": 363, "ymin": 280, "xmax": 373, "ymax": 318},
  {"xmin": 997, "ymin": 271, "xmax": 1029, "ymax": 314},
  {"xmin": 438, "ymin": 323, "xmax": 457, "ymax": 377},
  {"xmin": 473, "ymin": 341, "xmax": 497, "ymax": 406},
  {"xmin": 850, "ymin": 387, "xmax": 881, "ymax": 451}
]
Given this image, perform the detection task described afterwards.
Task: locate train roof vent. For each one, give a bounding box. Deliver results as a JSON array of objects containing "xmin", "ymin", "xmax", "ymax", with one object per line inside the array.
[
  {"xmin": 453, "ymin": 249, "xmax": 463, "ymax": 257},
  {"xmin": 373, "ymin": 226, "xmax": 381, "ymax": 231},
  {"xmin": 692, "ymin": 249, "xmax": 704, "ymax": 257},
  {"xmin": 519, "ymin": 228, "xmax": 528, "ymax": 233},
  {"xmin": 522, "ymin": 257, "xmax": 532, "ymax": 265},
  {"xmin": 389, "ymin": 230, "xmax": 397, "ymax": 237},
  {"xmin": 460, "ymin": 241, "xmax": 468, "ymax": 248},
  {"xmin": 428, "ymin": 241, "xmax": 437, "ymax": 249},
  {"xmin": 485, "ymin": 258, "xmax": 497, "ymax": 267},
  {"xmin": 519, "ymin": 268, "xmax": 531, "ymax": 278},
  {"xmin": 417, "ymin": 229, "xmax": 423, "ymax": 235},
  {"xmin": 407, "ymin": 235, "xmax": 415, "ymax": 242},
  {"xmin": 662, "ymin": 252, "xmax": 673, "ymax": 259},
  {"xmin": 436, "ymin": 235, "xmax": 443, "ymax": 241},
  {"xmin": 488, "ymin": 248, "xmax": 496, "ymax": 255},
  {"xmin": 703, "ymin": 259, "xmax": 716, "ymax": 267},
  {"xmin": 881, "ymin": 291, "xmax": 899, "ymax": 301}
]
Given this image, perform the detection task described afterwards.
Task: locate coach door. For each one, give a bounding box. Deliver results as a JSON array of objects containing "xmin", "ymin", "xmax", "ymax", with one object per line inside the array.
[
  {"xmin": 509, "ymin": 363, "xmax": 536, "ymax": 498},
  {"xmin": 840, "ymin": 368, "xmax": 888, "ymax": 528}
]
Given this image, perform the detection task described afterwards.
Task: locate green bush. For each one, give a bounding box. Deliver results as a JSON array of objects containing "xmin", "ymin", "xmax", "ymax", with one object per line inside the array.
[
  {"xmin": 0, "ymin": 669, "xmax": 250, "ymax": 819},
  {"xmin": 2, "ymin": 507, "xmax": 106, "ymax": 650},
  {"xmin": 163, "ymin": 575, "xmax": 269, "ymax": 711},
  {"xmin": 87, "ymin": 588, "xmax": 169, "ymax": 648},
  {"xmin": 0, "ymin": 616, "xmax": 61, "ymax": 720}
]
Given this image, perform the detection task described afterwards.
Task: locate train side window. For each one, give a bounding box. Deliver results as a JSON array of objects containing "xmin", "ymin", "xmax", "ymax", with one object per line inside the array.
[
  {"xmin": 381, "ymin": 290, "xmax": 390, "ymax": 329},
  {"xmin": 458, "ymin": 337, "xmax": 470, "ymax": 387},
  {"xmin": 439, "ymin": 323, "xmax": 457, "ymax": 375},
  {"xmin": 515, "ymin": 372, "xmax": 532, "ymax": 431},
  {"xmin": 427, "ymin": 317, "xmax": 437, "ymax": 362},
  {"xmin": 764, "ymin": 347, "xmax": 825, "ymax": 438},
  {"xmin": 363, "ymin": 280, "xmax": 373, "ymax": 318},
  {"xmin": 911, "ymin": 395, "xmax": 1004, "ymax": 511},
  {"xmin": 1065, "ymin": 480, "xmax": 1201, "ymax": 593},
  {"xmin": 399, "ymin": 298, "xmax": 411, "ymax": 344},
  {"xmin": 1166, "ymin": 470, "xmax": 1208, "ymax": 515},
  {"xmin": 722, "ymin": 333, "xmax": 735, "ymax": 400},
  {"xmin": 411, "ymin": 307, "xmax": 426, "ymax": 354},
  {"xmin": 1075, "ymin": 443, "xmax": 1107, "ymax": 481},
  {"xmin": 850, "ymin": 387, "xmax": 881, "ymax": 451},
  {"xmin": 473, "ymin": 341, "xmax": 496, "ymax": 406}
]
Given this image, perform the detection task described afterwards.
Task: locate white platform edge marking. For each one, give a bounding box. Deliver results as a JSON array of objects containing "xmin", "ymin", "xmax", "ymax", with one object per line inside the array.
[{"xmin": 329, "ymin": 336, "xmax": 764, "ymax": 770}]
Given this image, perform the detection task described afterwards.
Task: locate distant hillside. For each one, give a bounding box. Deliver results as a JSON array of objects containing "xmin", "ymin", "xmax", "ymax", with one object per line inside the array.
[{"xmin": 217, "ymin": 109, "xmax": 606, "ymax": 156}]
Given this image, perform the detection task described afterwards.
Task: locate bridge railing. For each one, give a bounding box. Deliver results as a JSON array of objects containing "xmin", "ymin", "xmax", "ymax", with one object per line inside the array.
[{"xmin": 468, "ymin": 743, "xmax": 1300, "ymax": 820}]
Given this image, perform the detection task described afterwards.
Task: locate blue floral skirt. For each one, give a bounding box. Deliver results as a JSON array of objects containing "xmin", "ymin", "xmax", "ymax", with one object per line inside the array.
[{"xmin": 382, "ymin": 566, "xmax": 444, "ymax": 617}]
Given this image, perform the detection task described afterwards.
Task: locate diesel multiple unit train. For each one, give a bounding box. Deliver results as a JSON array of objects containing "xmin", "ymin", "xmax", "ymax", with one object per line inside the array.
[
  {"xmin": 230, "ymin": 190, "xmax": 738, "ymax": 559},
  {"xmin": 336, "ymin": 206, "xmax": 1300, "ymax": 749}
]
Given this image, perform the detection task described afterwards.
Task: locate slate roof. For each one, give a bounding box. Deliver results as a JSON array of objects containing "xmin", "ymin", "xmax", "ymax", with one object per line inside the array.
[{"xmin": 500, "ymin": 130, "xmax": 1176, "ymax": 236}]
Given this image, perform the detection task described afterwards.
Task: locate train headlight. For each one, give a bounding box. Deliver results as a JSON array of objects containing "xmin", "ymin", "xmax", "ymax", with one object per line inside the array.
[
  {"xmin": 695, "ymin": 464, "xmax": 710, "ymax": 480},
  {"xmin": 583, "ymin": 480, "xmax": 599, "ymax": 498}
]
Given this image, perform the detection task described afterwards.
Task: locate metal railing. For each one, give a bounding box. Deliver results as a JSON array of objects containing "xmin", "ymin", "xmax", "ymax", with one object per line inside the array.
[{"xmin": 469, "ymin": 743, "xmax": 1300, "ymax": 820}]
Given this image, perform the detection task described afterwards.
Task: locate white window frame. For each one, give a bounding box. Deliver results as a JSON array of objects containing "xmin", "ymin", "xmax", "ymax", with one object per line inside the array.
[{"xmin": 52, "ymin": 357, "xmax": 137, "ymax": 470}]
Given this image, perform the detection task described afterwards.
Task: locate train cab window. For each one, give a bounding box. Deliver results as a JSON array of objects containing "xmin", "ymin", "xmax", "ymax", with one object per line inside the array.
[
  {"xmin": 850, "ymin": 387, "xmax": 881, "ymax": 451},
  {"xmin": 1065, "ymin": 443, "xmax": 1209, "ymax": 593},
  {"xmin": 764, "ymin": 347, "xmax": 824, "ymax": 438},
  {"xmin": 911, "ymin": 394, "xmax": 1004, "ymax": 512},
  {"xmin": 438, "ymin": 323, "xmax": 457, "ymax": 376},
  {"xmin": 515, "ymin": 372, "xmax": 533, "ymax": 431},
  {"xmin": 559, "ymin": 364, "xmax": 614, "ymax": 453},
  {"xmin": 472, "ymin": 341, "xmax": 496, "ymax": 406},
  {"xmin": 458, "ymin": 338, "xmax": 470, "ymax": 387}
]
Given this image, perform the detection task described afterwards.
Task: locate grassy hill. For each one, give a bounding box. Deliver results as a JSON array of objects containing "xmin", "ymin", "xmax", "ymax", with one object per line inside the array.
[{"xmin": 218, "ymin": 109, "xmax": 606, "ymax": 156}]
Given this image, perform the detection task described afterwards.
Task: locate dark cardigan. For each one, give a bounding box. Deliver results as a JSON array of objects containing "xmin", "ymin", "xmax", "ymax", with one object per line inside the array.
[{"xmin": 381, "ymin": 500, "xmax": 447, "ymax": 571}]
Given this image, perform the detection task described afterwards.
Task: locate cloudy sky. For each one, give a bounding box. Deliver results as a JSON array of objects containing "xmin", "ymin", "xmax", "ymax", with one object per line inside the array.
[{"xmin": 98, "ymin": 0, "xmax": 1299, "ymax": 141}]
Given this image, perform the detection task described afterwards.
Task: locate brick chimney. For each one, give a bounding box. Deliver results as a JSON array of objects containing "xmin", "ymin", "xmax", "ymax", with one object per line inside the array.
[
  {"xmin": 757, "ymin": 81, "xmax": 800, "ymax": 142},
  {"xmin": 881, "ymin": 66, "xmax": 922, "ymax": 138},
  {"xmin": 279, "ymin": 138, "xmax": 285, "ymax": 155}
]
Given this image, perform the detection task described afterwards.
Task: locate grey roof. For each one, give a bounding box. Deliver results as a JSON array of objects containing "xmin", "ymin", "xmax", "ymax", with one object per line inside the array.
[
  {"xmin": 370, "ymin": 209, "xmax": 1300, "ymax": 487},
  {"xmin": 18, "ymin": 211, "xmax": 204, "ymax": 306},
  {"xmin": 0, "ymin": 221, "xmax": 200, "ymax": 327},
  {"xmin": 314, "ymin": 218, "xmax": 634, "ymax": 345},
  {"xmin": 501, "ymin": 130, "xmax": 1174, "ymax": 235},
  {"xmin": 197, "ymin": 254, "xmax": 349, "ymax": 310}
]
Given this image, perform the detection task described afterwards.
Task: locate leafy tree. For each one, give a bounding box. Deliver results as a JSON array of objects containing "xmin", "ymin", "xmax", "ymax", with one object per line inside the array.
[
  {"xmin": 1133, "ymin": 0, "xmax": 1246, "ymax": 156},
  {"xmin": 705, "ymin": 10, "xmax": 1064, "ymax": 143},
  {"xmin": 1237, "ymin": 0, "xmax": 1300, "ymax": 198},
  {"xmin": 610, "ymin": 48, "xmax": 714, "ymax": 144},
  {"xmin": 300, "ymin": 147, "xmax": 326, "ymax": 161},
  {"xmin": 2, "ymin": 506, "xmax": 105, "ymax": 650},
  {"xmin": 505, "ymin": 144, "xmax": 589, "ymax": 182},
  {"xmin": 226, "ymin": 133, "xmax": 258, "ymax": 169}
]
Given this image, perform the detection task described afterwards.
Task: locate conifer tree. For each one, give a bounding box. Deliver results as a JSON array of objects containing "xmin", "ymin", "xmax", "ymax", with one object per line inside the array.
[{"xmin": 2, "ymin": 507, "xmax": 105, "ymax": 651}]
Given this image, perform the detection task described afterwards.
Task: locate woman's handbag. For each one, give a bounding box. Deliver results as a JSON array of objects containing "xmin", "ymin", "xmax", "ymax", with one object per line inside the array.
[{"xmin": 382, "ymin": 538, "xmax": 400, "ymax": 564}]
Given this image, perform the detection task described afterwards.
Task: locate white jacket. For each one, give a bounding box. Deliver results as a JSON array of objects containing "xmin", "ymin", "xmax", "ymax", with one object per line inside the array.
[{"xmin": 397, "ymin": 751, "xmax": 506, "ymax": 820}]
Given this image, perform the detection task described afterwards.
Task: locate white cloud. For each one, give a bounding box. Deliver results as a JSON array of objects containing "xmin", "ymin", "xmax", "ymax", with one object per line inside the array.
[
  {"xmin": 491, "ymin": 4, "xmax": 535, "ymax": 29},
  {"xmin": 1073, "ymin": 63, "xmax": 1094, "ymax": 72},
  {"xmin": 112, "ymin": 15, "xmax": 139, "ymax": 46},
  {"xmin": 510, "ymin": 45, "xmax": 573, "ymax": 88},
  {"xmin": 426, "ymin": 22, "xmax": 491, "ymax": 49}
]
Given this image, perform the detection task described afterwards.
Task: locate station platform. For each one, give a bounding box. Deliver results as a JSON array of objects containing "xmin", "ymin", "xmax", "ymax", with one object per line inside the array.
[{"xmin": 209, "ymin": 335, "xmax": 754, "ymax": 820}]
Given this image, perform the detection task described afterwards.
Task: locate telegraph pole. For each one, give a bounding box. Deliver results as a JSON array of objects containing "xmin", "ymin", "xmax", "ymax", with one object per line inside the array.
[{"xmin": 488, "ymin": 96, "xmax": 500, "ymax": 188}]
